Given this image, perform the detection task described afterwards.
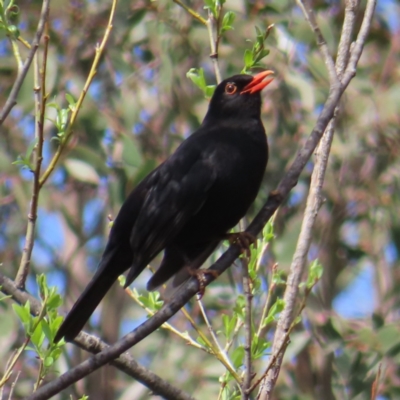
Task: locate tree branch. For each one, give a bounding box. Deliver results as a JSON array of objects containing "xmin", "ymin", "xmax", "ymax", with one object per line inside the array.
[
  {"xmin": 15, "ymin": 29, "xmax": 49, "ymax": 289},
  {"xmin": 0, "ymin": 273, "xmax": 195, "ymax": 400},
  {"xmin": 206, "ymin": 9, "xmax": 222, "ymax": 84},
  {"xmin": 0, "ymin": 0, "xmax": 50, "ymax": 127}
]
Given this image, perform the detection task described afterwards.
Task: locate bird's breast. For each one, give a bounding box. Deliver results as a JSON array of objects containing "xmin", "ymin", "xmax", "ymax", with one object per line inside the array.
[{"xmin": 176, "ymin": 127, "xmax": 268, "ymax": 244}]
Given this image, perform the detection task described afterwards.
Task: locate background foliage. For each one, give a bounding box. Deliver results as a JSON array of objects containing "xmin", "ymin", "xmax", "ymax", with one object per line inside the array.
[{"xmin": 0, "ymin": 0, "xmax": 399, "ymax": 399}]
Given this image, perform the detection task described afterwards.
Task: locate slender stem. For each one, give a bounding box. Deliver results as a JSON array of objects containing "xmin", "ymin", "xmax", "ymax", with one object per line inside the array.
[
  {"xmin": 15, "ymin": 28, "xmax": 49, "ymax": 288},
  {"xmin": 296, "ymin": 0, "xmax": 339, "ymax": 86},
  {"xmin": 39, "ymin": 0, "xmax": 118, "ymax": 187},
  {"xmin": 172, "ymin": 0, "xmax": 207, "ymax": 24},
  {"xmin": 241, "ymin": 258, "xmax": 253, "ymax": 400},
  {"xmin": 255, "ymin": 280, "xmax": 274, "ymax": 340},
  {"xmin": 0, "ymin": 0, "xmax": 50, "ymax": 126},
  {"xmin": 9, "ymin": 37, "xmax": 23, "ymax": 73},
  {"xmin": 197, "ymin": 298, "xmax": 239, "ymax": 380},
  {"xmin": 206, "ymin": 10, "xmax": 222, "ymax": 84}
]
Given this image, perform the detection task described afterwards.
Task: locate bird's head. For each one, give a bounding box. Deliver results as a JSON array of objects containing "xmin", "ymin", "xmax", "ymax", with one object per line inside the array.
[{"xmin": 204, "ymin": 71, "xmax": 274, "ymax": 123}]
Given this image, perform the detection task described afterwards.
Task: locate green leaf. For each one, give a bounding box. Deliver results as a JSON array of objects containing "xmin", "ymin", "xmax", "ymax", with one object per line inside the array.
[
  {"xmin": 196, "ymin": 335, "xmax": 207, "ymax": 347},
  {"xmin": 304, "ymin": 259, "xmax": 323, "ymax": 289},
  {"xmin": 187, "ymin": 68, "xmax": 216, "ymax": 99},
  {"xmin": 255, "ymin": 49, "xmax": 270, "ymax": 64},
  {"xmin": 263, "ymin": 298, "xmax": 285, "ymax": 327},
  {"xmin": 220, "ymin": 11, "xmax": 235, "ymax": 34},
  {"xmin": 25, "ymin": 138, "xmax": 38, "ymax": 161},
  {"xmin": 65, "ymin": 93, "xmax": 76, "ymax": 111},
  {"xmin": 30, "ymin": 322, "xmax": 45, "ymax": 348},
  {"xmin": 222, "ymin": 314, "xmax": 237, "ymax": 339},
  {"xmin": 187, "ymin": 68, "xmax": 206, "ymax": 91},
  {"xmin": 244, "ymin": 49, "xmax": 253, "ymax": 69},
  {"xmin": 13, "ymin": 302, "xmax": 31, "ymax": 329},
  {"xmin": 205, "ymin": 85, "xmax": 216, "ymax": 98},
  {"xmin": 231, "ymin": 345, "xmax": 244, "ymax": 368},
  {"xmin": 262, "ymin": 220, "xmax": 274, "ymax": 242},
  {"xmin": 44, "ymin": 356, "xmax": 54, "ymax": 367},
  {"xmin": 8, "ymin": 25, "xmax": 20, "ymax": 38},
  {"xmin": 252, "ymin": 337, "xmax": 270, "ymax": 359},
  {"xmin": 46, "ymin": 293, "xmax": 63, "ymax": 310},
  {"xmin": 233, "ymin": 294, "xmax": 245, "ymax": 320},
  {"xmin": 41, "ymin": 319, "xmax": 53, "ymax": 341}
]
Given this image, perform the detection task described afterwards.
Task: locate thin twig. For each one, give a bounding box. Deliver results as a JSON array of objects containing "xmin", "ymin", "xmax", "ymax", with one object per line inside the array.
[
  {"xmin": 15, "ymin": 28, "xmax": 49, "ymax": 289},
  {"xmin": 370, "ymin": 363, "xmax": 382, "ymax": 400},
  {"xmin": 296, "ymin": 0, "xmax": 339, "ymax": 86},
  {"xmin": 197, "ymin": 298, "xmax": 238, "ymax": 379},
  {"xmin": 0, "ymin": 273, "xmax": 195, "ymax": 400},
  {"xmin": 38, "ymin": 0, "xmax": 118, "ymax": 188},
  {"xmin": 0, "ymin": 0, "xmax": 50, "ymax": 126},
  {"xmin": 7, "ymin": 371, "xmax": 20, "ymax": 400},
  {"xmin": 9, "ymin": 37, "xmax": 23, "ymax": 73},
  {"xmin": 172, "ymin": 0, "xmax": 207, "ymax": 24},
  {"xmin": 206, "ymin": 9, "xmax": 222, "ymax": 84},
  {"xmin": 241, "ymin": 258, "xmax": 253, "ymax": 400}
]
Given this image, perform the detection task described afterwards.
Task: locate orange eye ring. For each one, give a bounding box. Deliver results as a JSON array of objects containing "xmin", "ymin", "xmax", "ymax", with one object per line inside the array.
[{"xmin": 225, "ymin": 82, "xmax": 237, "ymax": 95}]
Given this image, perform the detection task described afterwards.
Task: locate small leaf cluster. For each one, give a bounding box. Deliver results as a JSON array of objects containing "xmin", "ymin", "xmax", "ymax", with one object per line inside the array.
[
  {"xmin": 220, "ymin": 11, "xmax": 235, "ymax": 35},
  {"xmin": 0, "ymin": 0, "xmax": 20, "ymax": 39},
  {"xmin": 12, "ymin": 275, "xmax": 64, "ymax": 386},
  {"xmin": 300, "ymin": 259, "xmax": 323, "ymax": 290},
  {"xmin": 186, "ymin": 68, "xmax": 216, "ymax": 99},
  {"xmin": 47, "ymin": 93, "xmax": 76, "ymax": 143},
  {"xmin": 12, "ymin": 138, "xmax": 37, "ymax": 171},
  {"xmin": 217, "ymin": 222, "xmax": 286, "ymax": 398},
  {"xmin": 136, "ymin": 289, "xmax": 164, "ymax": 314},
  {"xmin": 242, "ymin": 26, "xmax": 272, "ymax": 73}
]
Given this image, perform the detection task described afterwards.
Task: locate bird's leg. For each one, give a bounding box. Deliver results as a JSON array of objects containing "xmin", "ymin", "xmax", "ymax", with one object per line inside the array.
[
  {"xmin": 187, "ymin": 268, "xmax": 219, "ymax": 298},
  {"xmin": 224, "ymin": 231, "xmax": 256, "ymax": 257}
]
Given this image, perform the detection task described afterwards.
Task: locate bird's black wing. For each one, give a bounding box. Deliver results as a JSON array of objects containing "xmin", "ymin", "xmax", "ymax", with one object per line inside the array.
[{"xmin": 125, "ymin": 146, "xmax": 217, "ymax": 286}]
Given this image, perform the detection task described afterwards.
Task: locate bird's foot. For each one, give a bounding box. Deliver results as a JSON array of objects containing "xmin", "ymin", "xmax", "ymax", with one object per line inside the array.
[
  {"xmin": 187, "ymin": 268, "xmax": 219, "ymax": 299},
  {"xmin": 224, "ymin": 232, "xmax": 256, "ymax": 257}
]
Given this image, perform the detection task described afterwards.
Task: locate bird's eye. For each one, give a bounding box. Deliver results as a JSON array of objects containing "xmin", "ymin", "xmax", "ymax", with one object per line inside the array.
[{"xmin": 225, "ymin": 83, "xmax": 237, "ymax": 95}]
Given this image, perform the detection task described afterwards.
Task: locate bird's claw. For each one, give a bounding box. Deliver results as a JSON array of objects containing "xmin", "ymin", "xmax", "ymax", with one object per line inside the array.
[
  {"xmin": 188, "ymin": 268, "xmax": 219, "ymax": 298},
  {"xmin": 225, "ymin": 231, "xmax": 256, "ymax": 257}
]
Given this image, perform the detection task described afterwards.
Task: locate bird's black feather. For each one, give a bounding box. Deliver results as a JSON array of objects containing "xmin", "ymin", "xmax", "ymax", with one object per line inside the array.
[{"xmin": 55, "ymin": 73, "xmax": 271, "ymax": 342}]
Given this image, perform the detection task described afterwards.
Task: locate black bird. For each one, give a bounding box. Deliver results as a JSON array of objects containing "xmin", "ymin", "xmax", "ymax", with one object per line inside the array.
[{"xmin": 55, "ymin": 71, "xmax": 274, "ymax": 343}]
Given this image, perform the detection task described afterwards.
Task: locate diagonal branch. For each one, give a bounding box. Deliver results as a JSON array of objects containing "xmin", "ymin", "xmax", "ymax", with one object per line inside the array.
[
  {"xmin": 0, "ymin": 0, "xmax": 50, "ymax": 127},
  {"xmin": 0, "ymin": 273, "xmax": 195, "ymax": 400}
]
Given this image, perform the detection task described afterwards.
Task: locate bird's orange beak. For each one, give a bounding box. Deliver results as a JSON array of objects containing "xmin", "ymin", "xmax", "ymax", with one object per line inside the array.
[{"xmin": 240, "ymin": 70, "xmax": 274, "ymax": 94}]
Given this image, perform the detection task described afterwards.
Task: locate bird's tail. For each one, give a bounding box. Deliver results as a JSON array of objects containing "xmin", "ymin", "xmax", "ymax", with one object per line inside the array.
[{"xmin": 54, "ymin": 263, "xmax": 120, "ymax": 343}]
